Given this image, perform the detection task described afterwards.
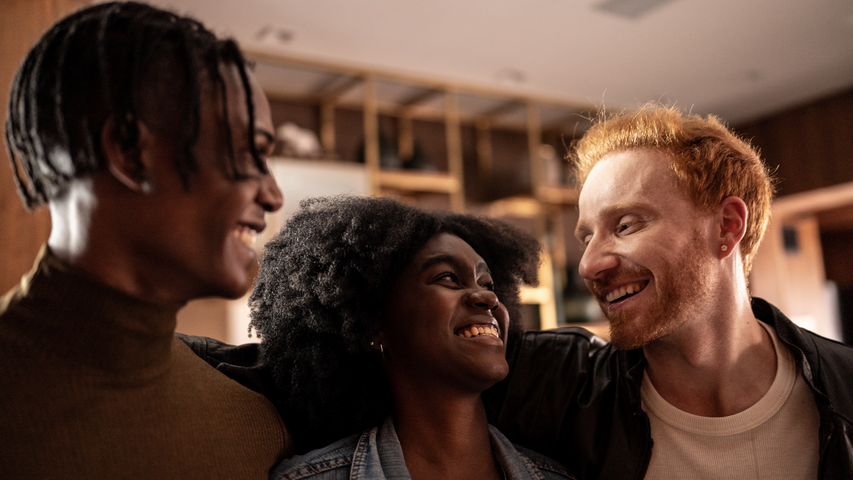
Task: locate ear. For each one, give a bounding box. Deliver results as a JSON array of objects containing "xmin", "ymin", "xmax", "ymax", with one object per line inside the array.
[
  {"xmin": 717, "ymin": 196, "xmax": 747, "ymax": 258},
  {"xmin": 370, "ymin": 332, "xmax": 387, "ymax": 361},
  {"xmin": 100, "ymin": 118, "xmax": 152, "ymax": 193}
]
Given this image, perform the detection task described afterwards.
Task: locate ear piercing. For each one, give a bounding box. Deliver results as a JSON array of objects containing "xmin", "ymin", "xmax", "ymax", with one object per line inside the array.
[
  {"xmin": 721, "ymin": 245, "xmax": 728, "ymax": 252},
  {"xmin": 370, "ymin": 341, "xmax": 385, "ymax": 361}
]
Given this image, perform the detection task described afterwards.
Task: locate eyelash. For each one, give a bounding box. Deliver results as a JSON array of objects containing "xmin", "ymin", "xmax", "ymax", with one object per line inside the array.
[
  {"xmin": 436, "ymin": 272, "xmax": 495, "ymax": 290},
  {"xmin": 577, "ymin": 219, "xmax": 635, "ymax": 248},
  {"xmin": 616, "ymin": 218, "xmax": 639, "ymax": 235}
]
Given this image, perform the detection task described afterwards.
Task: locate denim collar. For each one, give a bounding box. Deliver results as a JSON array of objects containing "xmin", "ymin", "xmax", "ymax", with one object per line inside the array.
[{"xmin": 349, "ymin": 417, "xmax": 559, "ymax": 479}]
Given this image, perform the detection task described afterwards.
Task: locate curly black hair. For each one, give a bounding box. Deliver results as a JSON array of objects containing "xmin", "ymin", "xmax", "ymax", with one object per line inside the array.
[
  {"xmin": 5, "ymin": 1, "xmax": 265, "ymax": 209},
  {"xmin": 249, "ymin": 195, "xmax": 541, "ymax": 452}
]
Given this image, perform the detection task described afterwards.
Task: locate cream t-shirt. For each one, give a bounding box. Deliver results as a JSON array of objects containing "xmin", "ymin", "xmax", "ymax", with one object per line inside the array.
[{"xmin": 640, "ymin": 321, "xmax": 819, "ymax": 479}]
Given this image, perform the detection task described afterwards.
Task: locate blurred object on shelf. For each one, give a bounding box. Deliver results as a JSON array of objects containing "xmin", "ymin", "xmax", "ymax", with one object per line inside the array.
[
  {"xmin": 357, "ymin": 130, "xmax": 402, "ymax": 168},
  {"xmin": 402, "ymin": 142, "xmax": 435, "ymax": 171},
  {"xmin": 276, "ymin": 122, "xmax": 321, "ymax": 158}
]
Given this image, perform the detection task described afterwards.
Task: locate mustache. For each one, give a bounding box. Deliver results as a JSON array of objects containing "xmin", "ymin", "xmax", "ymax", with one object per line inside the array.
[{"xmin": 590, "ymin": 266, "xmax": 653, "ymax": 299}]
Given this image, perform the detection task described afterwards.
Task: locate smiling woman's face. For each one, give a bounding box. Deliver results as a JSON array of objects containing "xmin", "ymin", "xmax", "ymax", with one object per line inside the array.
[{"xmin": 378, "ymin": 233, "xmax": 510, "ymax": 395}]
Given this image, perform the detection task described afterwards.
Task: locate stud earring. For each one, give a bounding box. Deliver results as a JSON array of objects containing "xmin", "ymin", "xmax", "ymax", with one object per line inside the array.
[
  {"xmin": 370, "ymin": 341, "xmax": 386, "ymax": 361},
  {"xmin": 721, "ymin": 245, "xmax": 728, "ymax": 252}
]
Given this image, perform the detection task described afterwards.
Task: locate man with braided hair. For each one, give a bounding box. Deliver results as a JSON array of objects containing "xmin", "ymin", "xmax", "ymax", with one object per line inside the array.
[{"xmin": 1, "ymin": 2, "xmax": 292, "ymax": 478}]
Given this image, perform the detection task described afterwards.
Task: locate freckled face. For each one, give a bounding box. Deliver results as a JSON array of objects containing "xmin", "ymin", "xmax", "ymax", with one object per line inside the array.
[
  {"xmin": 575, "ymin": 149, "xmax": 715, "ymax": 349},
  {"xmin": 379, "ymin": 233, "xmax": 510, "ymax": 395}
]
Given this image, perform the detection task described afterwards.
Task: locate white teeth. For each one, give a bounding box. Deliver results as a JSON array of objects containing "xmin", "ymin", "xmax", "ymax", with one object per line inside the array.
[
  {"xmin": 456, "ymin": 324, "xmax": 499, "ymax": 339},
  {"xmin": 605, "ymin": 282, "xmax": 644, "ymax": 303},
  {"xmin": 235, "ymin": 227, "xmax": 258, "ymax": 248}
]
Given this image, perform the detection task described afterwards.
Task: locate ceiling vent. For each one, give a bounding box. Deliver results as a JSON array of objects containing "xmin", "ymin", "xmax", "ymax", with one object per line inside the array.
[{"xmin": 594, "ymin": 0, "xmax": 680, "ymax": 19}]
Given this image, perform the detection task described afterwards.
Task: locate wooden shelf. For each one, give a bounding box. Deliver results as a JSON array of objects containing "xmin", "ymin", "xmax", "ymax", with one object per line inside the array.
[
  {"xmin": 377, "ymin": 169, "xmax": 461, "ymax": 194},
  {"xmin": 247, "ymin": 50, "xmax": 593, "ymax": 330},
  {"xmin": 536, "ymin": 185, "xmax": 580, "ymax": 205},
  {"xmin": 485, "ymin": 196, "xmax": 542, "ymax": 218}
]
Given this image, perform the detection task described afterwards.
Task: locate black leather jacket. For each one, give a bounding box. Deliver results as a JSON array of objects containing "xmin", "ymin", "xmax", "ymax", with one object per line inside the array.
[{"xmin": 486, "ymin": 298, "xmax": 853, "ymax": 480}]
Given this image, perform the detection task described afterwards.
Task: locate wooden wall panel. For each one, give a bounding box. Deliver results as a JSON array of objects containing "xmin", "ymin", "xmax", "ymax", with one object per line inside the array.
[
  {"xmin": 821, "ymin": 229, "xmax": 853, "ymax": 288},
  {"xmin": 1, "ymin": 0, "xmax": 91, "ymax": 293},
  {"xmin": 736, "ymin": 87, "xmax": 853, "ymax": 197}
]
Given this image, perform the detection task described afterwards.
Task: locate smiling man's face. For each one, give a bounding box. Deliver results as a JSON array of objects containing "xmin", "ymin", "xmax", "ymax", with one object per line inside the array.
[
  {"xmin": 125, "ymin": 64, "xmax": 283, "ymax": 303},
  {"xmin": 575, "ymin": 148, "xmax": 717, "ymax": 350}
]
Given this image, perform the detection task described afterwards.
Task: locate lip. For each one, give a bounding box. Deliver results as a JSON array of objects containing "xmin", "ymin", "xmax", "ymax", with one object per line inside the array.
[
  {"xmin": 239, "ymin": 219, "xmax": 266, "ymax": 234},
  {"xmin": 233, "ymin": 220, "xmax": 266, "ymax": 252}
]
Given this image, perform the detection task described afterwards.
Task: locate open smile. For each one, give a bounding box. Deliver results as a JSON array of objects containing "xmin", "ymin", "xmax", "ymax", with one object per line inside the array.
[
  {"xmin": 234, "ymin": 226, "xmax": 258, "ymax": 248},
  {"xmin": 455, "ymin": 323, "xmax": 500, "ymax": 339},
  {"xmin": 234, "ymin": 221, "xmax": 265, "ymax": 249},
  {"xmin": 604, "ymin": 280, "xmax": 648, "ymax": 304}
]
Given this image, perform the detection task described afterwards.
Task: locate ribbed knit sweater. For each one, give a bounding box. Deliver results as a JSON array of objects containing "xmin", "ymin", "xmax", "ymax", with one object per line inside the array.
[{"xmin": 0, "ymin": 247, "xmax": 293, "ymax": 479}]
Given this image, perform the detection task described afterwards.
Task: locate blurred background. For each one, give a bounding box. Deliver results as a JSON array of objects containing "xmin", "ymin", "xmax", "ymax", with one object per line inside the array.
[{"xmin": 3, "ymin": 0, "xmax": 853, "ymax": 345}]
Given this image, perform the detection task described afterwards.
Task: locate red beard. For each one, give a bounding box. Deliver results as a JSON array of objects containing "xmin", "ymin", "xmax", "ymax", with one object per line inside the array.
[{"xmin": 591, "ymin": 232, "xmax": 711, "ymax": 350}]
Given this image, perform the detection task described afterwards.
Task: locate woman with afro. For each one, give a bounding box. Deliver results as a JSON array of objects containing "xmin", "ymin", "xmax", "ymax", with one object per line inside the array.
[{"xmin": 250, "ymin": 195, "xmax": 574, "ymax": 480}]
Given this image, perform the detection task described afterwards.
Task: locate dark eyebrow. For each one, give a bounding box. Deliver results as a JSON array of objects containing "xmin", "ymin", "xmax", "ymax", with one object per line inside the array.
[{"xmin": 422, "ymin": 254, "xmax": 491, "ymax": 276}]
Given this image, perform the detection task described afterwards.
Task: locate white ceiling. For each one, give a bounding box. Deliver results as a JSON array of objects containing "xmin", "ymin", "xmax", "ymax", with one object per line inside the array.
[{"xmin": 145, "ymin": 0, "xmax": 853, "ymax": 125}]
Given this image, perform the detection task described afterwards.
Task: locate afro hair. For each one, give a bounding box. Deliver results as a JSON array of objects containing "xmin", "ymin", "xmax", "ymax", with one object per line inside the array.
[{"xmin": 249, "ymin": 195, "xmax": 541, "ymax": 452}]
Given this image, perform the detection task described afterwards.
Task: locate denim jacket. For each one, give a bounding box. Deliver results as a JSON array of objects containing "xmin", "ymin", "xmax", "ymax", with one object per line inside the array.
[{"xmin": 272, "ymin": 417, "xmax": 574, "ymax": 480}]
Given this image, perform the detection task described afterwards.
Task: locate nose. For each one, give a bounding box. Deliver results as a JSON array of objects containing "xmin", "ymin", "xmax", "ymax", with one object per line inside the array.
[
  {"xmin": 467, "ymin": 289, "xmax": 500, "ymax": 312},
  {"xmin": 578, "ymin": 235, "xmax": 619, "ymax": 281},
  {"xmin": 258, "ymin": 172, "xmax": 284, "ymax": 212}
]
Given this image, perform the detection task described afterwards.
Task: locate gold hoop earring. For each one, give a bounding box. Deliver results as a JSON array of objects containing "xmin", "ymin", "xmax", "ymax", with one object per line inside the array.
[{"xmin": 721, "ymin": 245, "xmax": 728, "ymax": 252}]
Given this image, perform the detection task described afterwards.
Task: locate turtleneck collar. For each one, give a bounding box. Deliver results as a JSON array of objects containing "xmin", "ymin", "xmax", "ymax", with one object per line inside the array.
[{"xmin": 9, "ymin": 246, "xmax": 182, "ymax": 380}]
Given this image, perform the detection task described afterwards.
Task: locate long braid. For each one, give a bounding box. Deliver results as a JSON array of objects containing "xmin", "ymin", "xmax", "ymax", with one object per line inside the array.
[
  {"xmin": 225, "ymin": 40, "xmax": 267, "ymax": 174},
  {"xmin": 5, "ymin": 50, "xmax": 40, "ymax": 207},
  {"xmin": 174, "ymin": 21, "xmax": 203, "ymax": 188},
  {"xmin": 21, "ymin": 23, "xmax": 53, "ymax": 206}
]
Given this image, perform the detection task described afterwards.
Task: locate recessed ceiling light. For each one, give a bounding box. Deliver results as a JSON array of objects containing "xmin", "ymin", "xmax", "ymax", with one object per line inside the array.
[
  {"xmin": 495, "ymin": 68, "xmax": 526, "ymax": 85},
  {"xmin": 594, "ymin": 0, "xmax": 680, "ymax": 20},
  {"xmin": 256, "ymin": 25, "xmax": 295, "ymax": 44}
]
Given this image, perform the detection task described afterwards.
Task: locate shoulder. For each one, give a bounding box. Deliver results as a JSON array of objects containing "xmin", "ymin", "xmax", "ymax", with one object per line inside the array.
[
  {"xmin": 519, "ymin": 325, "xmax": 608, "ymax": 345},
  {"xmin": 509, "ymin": 326, "xmax": 614, "ymax": 372},
  {"xmin": 752, "ymin": 297, "xmax": 853, "ymax": 367},
  {"xmin": 270, "ymin": 432, "xmax": 361, "ymax": 480},
  {"xmin": 174, "ymin": 333, "xmax": 276, "ymax": 397},
  {"xmin": 753, "ymin": 298, "xmax": 853, "ymax": 415},
  {"xmin": 506, "ymin": 325, "xmax": 625, "ymax": 394}
]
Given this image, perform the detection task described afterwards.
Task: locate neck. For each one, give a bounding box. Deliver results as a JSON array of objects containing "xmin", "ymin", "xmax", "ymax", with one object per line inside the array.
[
  {"xmin": 48, "ymin": 179, "xmax": 96, "ymax": 265},
  {"xmin": 643, "ymin": 286, "xmax": 777, "ymax": 417},
  {"xmin": 48, "ymin": 176, "xmax": 188, "ymax": 307},
  {"xmin": 390, "ymin": 388, "xmax": 503, "ymax": 480}
]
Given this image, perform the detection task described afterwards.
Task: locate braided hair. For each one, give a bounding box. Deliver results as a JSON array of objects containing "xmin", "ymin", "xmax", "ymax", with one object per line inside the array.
[
  {"xmin": 249, "ymin": 195, "xmax": 541, "ymax": 452},
  {"xmin": 5, "ymin": 1, "xmax": 265, "ymax": 210}
]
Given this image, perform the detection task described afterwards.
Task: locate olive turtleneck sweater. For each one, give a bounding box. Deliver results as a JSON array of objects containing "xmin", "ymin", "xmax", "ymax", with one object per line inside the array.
[{"xmin": 0, "ymin": 247, "xmax": 293, "ymax": 479}]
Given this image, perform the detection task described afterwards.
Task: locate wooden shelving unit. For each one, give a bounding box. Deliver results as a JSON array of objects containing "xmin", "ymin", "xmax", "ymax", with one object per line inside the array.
[{"xmin": 245, "ymin": 48, "xmax": 592, "ymax": 329}]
